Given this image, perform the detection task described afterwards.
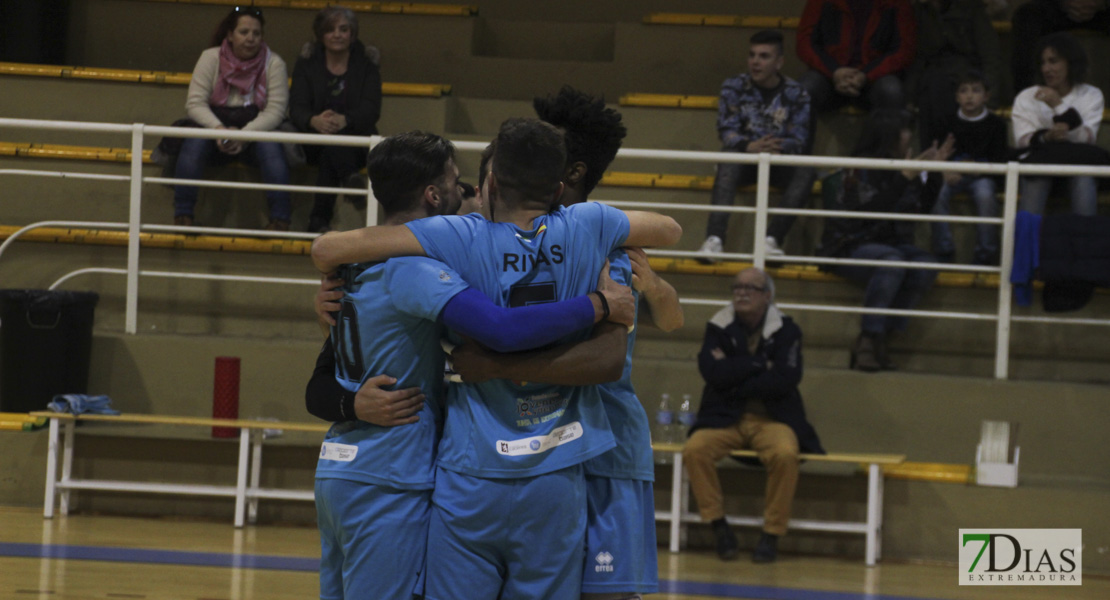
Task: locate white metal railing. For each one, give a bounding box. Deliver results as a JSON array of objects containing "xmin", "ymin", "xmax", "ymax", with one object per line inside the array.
[{"xmin": 2, "ymin": 116, "xmax": 1109, "ymax": 380}]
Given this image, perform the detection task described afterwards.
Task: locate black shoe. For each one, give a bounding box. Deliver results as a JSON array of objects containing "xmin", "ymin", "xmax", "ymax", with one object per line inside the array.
[
  {"xmin": 307, "ymin": 216, "xmax": 331, "ymax": 234},
  {"xmin": 712, "ymin": 518, "xmax": 739, "ymax": 561},
  {"xmin": 752, "ymin": 532, "xmax": 778, "ymax": 563}
]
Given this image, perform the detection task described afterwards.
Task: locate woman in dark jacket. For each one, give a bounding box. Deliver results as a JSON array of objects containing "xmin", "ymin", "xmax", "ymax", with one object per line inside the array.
[
  {"xmin": 818, "ymin": 109, "xmax": 953, "ymax": 371},
  {"xmin": 290, "ymin": 7, "xmax": 383, "ymax": 233}
]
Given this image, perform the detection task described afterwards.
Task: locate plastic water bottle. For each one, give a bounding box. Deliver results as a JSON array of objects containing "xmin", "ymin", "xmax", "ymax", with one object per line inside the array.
[
  {"xmin": 653, "ymin": 393, "xmax": 675, "ymax": 464},
  {"xmin": 678, "ymin": 394, "xmax": 696, "ymax": 431}
]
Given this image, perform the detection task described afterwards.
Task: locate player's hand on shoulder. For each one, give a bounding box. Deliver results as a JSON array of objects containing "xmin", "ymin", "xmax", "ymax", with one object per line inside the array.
[
  {"xmin": 447, "ymin": 343, "xmax": 497, "ymax": 383},
  {"xmin": 596, "ymin": 260, "xmax": 635, "ymax": 329},
  {"xmin": 626, "ymin": 247, "xmax": 658, "ymax": 295},
  {"xmin": 315, "ymin": 274, "xmax": 345, "ymax": 327},
  {"xmin": 354, "ymin": 374, "xmax": 425, "ymax": 426}
]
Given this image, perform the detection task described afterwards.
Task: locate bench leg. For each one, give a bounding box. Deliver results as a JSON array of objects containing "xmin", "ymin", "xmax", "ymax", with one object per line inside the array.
[
  {"xmin": 60, "ymin": 421, "xmax": 75, "ymax": 515},
  {"xmin": 865, "ymin": 463, "xmax": 883, "ymax": 566},
  {"xmin": 43, "ymin": 418, "xmax": 59, "ymax": 518},
  {"xmin": 248, "ymin": 429, "xmax": 263, "ymax": 524},
  {"xmin": 669, "ymin": 452, "xmax": 683, "ymax": 553},
  {"xmin": 234, "ymin": 428, "xmax": 250, "ymax": 528}
]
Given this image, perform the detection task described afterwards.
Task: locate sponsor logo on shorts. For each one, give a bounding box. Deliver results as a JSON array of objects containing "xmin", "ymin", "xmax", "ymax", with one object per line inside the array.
[
  {"xmin": 496, "ymin": 422, "xmax": 583, "ymax": 456},
  {"xmin": 594, "ymin": 551, "xmax": 614, "ymax": 573},
  {"xmin": 319, "ymin": 442, "xmax": 358, "ymax": 462}
]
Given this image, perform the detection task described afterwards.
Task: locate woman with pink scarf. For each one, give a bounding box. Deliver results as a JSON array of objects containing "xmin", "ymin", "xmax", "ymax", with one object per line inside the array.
[{"xmin": 175, "ymin": 6, "xmax": 291, "ymax": 230}]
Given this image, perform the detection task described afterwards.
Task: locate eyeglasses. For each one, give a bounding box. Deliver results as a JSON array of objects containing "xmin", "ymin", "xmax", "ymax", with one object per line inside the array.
[
  {"xmin": 731, "ymin": 283, "xmax": 766, "ymax": 294},
  {"xmin": 233, "ymin": 6, "xmax": 263, "ymax": 17}
]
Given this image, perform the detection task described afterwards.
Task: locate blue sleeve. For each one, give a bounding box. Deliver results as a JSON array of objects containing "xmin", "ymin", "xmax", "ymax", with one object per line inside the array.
[
  {"xmin": 441, "ymin": 288, "xmax": 596, "ymax": 353},
  {"xmin": 388, "ymin": 257, "xmax": 471, "ymax": 321},
  {"xmin": 566, "ymin": 202, "xmax": 630, "ymax": 257}
]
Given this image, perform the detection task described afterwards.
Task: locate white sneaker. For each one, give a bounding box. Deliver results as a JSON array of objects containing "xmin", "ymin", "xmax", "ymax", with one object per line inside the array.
[
  {"xmin": 698, "ymin": 235, "xmax": 723, "ymax": 264},
  {"xmin": 765, "ymin": 236, "xmax": 785, "ymax": 257}
]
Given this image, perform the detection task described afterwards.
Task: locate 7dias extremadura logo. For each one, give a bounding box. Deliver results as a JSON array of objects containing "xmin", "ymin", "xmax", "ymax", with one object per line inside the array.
[{"xmin": 959, "ymin": 529, "xmax": 1081, "ymax": 586}]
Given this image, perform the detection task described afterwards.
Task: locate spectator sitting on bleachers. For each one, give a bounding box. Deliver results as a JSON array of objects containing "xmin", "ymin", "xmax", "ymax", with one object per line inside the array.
[
  {"xmin": 796, "ymin": 0, "xmax": 916, "ymax": 134},
  {"xmin": 930, "ymin": 70, "xmax": 1009, "ymax": 265},
  {"xmin": 906, "ymin": 0, "xmax": 1003, "ymax": 148},
  {"xmin": 697, "ymin": 29, "xmax": 814, "ymax": 263},
  {"xmin": 174, "ymin": 6, "xmax": 291, "ymax": 230},
  {"xmin": 1013, "ymin": 32, "xmax": 1106, "ymax": 216},
  {"xmin": 683, "ymin": 267, "xmax": 824, "ymax": 564},
  {"xmin": 1011, "ymin": 0, "xmax": 1110, "ymax": 94},
  {"xmin": 290, "ymin": 6, "xmax": 383, "ymax": 234},
  {"xmin": 816, "ymin": 109, "xmax": 954, "ymax": 372}
]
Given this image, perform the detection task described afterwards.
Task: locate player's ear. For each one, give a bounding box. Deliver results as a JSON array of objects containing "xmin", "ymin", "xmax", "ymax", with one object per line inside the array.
[
  {"xmin": 423, "ymin": 184, "xmax": 440, "ymax": 210},
  {"xmin": 551, "ymin": 181, "xmax": 565, "ymax": 206},
  {"xmin": 565, "ymin": 161, "xmax": 587, "ymax": 187}
]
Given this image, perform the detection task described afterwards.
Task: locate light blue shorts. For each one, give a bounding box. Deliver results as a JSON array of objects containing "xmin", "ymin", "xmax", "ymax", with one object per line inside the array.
[
  {"xmin": 582, "ymin": 476, "xmax": 658, "ymax": 594},
  {"xmin": 315, "ymin": 477, "xmax": 431, "ymax": 600},
  {"xmin": 424, "ymin": 465, "xmax": 586, "ymax": 600}
]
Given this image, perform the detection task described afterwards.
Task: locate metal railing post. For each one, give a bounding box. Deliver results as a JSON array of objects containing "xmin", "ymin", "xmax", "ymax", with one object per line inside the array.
[
  {"xmin": 363, "ymin": 136, "xmax": 381, "ymax": 228},
  {"xmin": 126, "ymin": 123, "xmax": 144, "ymax": 334},
  {"xmin": 752, "ymin": 153, "xmax": 771, "ymax": 269},
  {"xmin": 995, "ymin": 162, "xmax": 1020, "ymax": 380}
]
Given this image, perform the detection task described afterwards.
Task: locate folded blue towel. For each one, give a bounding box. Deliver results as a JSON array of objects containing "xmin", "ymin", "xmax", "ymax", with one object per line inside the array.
[{"xmin": 48, "ymin": 394, "xmax": 120, "ymax": 416}]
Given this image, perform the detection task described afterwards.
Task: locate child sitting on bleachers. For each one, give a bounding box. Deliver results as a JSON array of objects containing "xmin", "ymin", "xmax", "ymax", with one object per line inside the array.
[{"xmin": 930, "ymin": 70, "xmax": 1009, "ymax": 265}]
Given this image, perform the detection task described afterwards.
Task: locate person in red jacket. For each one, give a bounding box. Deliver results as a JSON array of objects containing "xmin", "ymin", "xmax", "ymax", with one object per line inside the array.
[{"xmin": 796, "ymin": 0, "xmax": 916, "ymax": 145}]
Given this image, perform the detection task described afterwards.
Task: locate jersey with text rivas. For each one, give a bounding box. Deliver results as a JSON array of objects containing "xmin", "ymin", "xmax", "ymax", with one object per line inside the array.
[
  {"xmin": 315, "ymin": 257, "xmax": 468, "ymax": 489},
  {"xmin": 407, "ymin": 202, "xmax": 629, "ymax": 478}
]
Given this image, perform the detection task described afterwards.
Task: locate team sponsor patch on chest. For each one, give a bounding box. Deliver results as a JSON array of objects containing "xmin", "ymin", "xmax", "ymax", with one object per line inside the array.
[
  {"xmin": 319, "ymin": 442, "xmax": 359, "ymax": 462},
  {"xmin": 496, "ymin": 421, "xmax": 583, "ymax": 456}
]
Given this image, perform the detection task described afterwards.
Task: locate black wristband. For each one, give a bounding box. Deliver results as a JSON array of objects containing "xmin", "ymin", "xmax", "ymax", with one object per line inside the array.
[
  {"xmin": 340, "ymin": 391, "xmax": 357, "ymax": 421},
  {"xmin": 592, "ymin": 291, "xmax": 610, "ymax": 320}
]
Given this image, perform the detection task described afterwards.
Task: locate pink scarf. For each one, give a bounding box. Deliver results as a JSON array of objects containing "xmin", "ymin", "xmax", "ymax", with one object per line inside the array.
[{"xmin": 210, "ymin": 39, "xmax": 269, "ymax": 109}]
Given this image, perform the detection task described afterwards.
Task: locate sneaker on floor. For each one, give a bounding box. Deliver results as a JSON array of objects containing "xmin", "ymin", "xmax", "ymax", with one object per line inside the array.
[
  {"xmin": 765, "ymin": 236, "xmax": 785, "ymax": 257},
  {"xmin": 698, "ymin": 235, "xmax": 723, "ymax": 264},
  {"xmin": 752, "ymin": 532, "xmax": 778, "ymax": 563}
]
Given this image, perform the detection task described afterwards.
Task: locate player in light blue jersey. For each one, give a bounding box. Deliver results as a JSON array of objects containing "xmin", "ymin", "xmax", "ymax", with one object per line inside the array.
[
  {"xmin": 307, "ymin": 131, "xmax": 635, "ymax": 600},
  {"xmin": 312, "ymin": 119, "xmax": 682, "ymax": 600}
]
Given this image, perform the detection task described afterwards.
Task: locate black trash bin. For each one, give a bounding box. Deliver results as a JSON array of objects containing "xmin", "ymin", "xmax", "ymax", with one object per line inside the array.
[{"xmin": 0, "ymin": 290, "xmax": 99, "ymax": 413}]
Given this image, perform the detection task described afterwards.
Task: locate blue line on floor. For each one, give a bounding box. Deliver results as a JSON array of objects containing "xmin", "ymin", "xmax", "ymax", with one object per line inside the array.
[{"xmin": 0, "ymin": 542, "xmax": 950, "ymax": 600}]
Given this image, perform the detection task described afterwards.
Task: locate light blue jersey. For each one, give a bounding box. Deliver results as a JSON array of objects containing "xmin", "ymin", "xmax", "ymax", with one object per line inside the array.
[
  {"xmin": 315, "ymin": 256, "xmax": 469, "ymax": 489},
  {"xmin": 407, "ymin": 202, "xmax": 630, "ymax": 478},
  {"xmin": 584, "ymin": 249, "xmax": 654, "ymax": 482}
]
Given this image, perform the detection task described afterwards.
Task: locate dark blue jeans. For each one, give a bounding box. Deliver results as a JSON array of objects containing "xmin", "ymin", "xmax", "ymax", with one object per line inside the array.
[
  {"xmin": 931, "ymin": 176, "xmax": 1000, "ymax": 263},
  {"xmin": 706, "ymin": 160, "xmax": 815, "ymax": 245},
  {"xmin": 832, "ymin": 243, "xmax": 937, "ymax": 334},
  {"xmin": 173, "ymin": 137, "xmax": 291, "ymax": 222}
]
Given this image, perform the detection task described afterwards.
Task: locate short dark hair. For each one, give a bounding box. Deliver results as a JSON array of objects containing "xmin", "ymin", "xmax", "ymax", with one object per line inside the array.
[
  {"xmin": 852, "ymin": 109, "xmax": 914, "ymax": 159},
  {"xmin": 492, "ymin": 118, "xmax": 566, "ymax": 204},
  {"xmin": 366, "ymin": 131, "xmax": 456, "ymax": 215},
  {"xmin": 211, "ymin": 6, "xmax": 264, "ymax": 49},
  {"xmin": 459, "ymin": 181, "xmax": 475, "ymax": 200},
  {"xmin": 533, "ymin": 86, "xmax": 627, "ymax": 195},
  {"xmin": 955, "ymin": 69, "xmax": 989, "ymax": 90},
  {"xmin": 1037, "ymin": 31, "xmax": 1088, "ymax": 86},
  {"xmin": 313, "ymin": 6, "xmax": 359, "ymax": 42},
  {"xmin": 749, "ymin": 29, "xmax": 784, "ymax": 55}
]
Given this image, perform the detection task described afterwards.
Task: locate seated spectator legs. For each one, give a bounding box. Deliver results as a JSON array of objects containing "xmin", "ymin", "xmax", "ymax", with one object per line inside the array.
[
  {"xmin": 308, "ymin": 145, "xmax": 366, "ymax": 233},
  {"xmin": 766, "ymin": 166, "xmax": 817, "ymax": 251},
  {"xmin": 173, "ymin": 136, "xmax": 219, "ymax": 224},
  {"xmin": 797, "ymin": 70, "xmax": 836, "ymax": 145},
  {"xmin": 1021, "ymin": 176, "xmax": 1098, "ymax": 216},
  {"xmin": 931, "ymin": 176, "xmax": 1000, "ymax": 264},
  {"xmin": 834, "ymin": 243, "xmax": 936, "ymax": 371},
  {"xmin": 246, "ymin": 141, "xmax": 292, "ymax": 229},
  {"xmin": 703, "ymin": 163, "xmax": 756, "ymax": 255},
  {"xmin": 740, "ymin": 414, "xmax": 800, "ymax": 542},
  {"xmin": 866, "ymin": 75, "xmax": 905, "ymax": 111}
]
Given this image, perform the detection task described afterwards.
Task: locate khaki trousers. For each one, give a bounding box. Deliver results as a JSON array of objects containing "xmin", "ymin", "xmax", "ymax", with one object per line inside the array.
[{"xmin": 682, "ymin": 413, "xmax": 800, "ymax": 536}]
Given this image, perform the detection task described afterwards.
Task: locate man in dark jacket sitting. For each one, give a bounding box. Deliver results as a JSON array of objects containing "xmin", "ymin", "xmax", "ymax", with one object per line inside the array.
[{"xmin": 683, "ymin": 267, "xmax": 824, "ymax": 563}]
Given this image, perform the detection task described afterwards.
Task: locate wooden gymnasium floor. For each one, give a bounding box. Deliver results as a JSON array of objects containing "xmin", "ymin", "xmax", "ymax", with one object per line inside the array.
[{"xmin": 0, "ymin": 506, "xmax": 1104, "ymax": 599}]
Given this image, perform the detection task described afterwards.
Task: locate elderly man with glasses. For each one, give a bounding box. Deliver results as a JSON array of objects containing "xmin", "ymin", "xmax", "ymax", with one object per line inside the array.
[{"xmin": 682, "ymin": 267, "xmax": 824, "ymax": 563}]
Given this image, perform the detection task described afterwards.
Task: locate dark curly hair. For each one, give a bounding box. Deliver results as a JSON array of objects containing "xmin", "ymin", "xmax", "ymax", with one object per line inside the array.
[
  {"xmin": 533, "ymin": 86, "xmax": 627, "ymax": 195},
  {"xmin": 211, "ymin": 6, "xmax": 264, "ymax": 49},
  {"xmin": 1037, "ymin": 31, "xmax": 1088, "ymax": 87}
]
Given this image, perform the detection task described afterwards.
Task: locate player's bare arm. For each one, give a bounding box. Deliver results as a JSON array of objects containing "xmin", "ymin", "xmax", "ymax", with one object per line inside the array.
[
  {"xmin": 450, "ymin": 322, "xmax": 628, "ymax": 385},
  {"xmin": 311, "ymin": 225, "xmax": 426, "ymax": 274},
  {"xmin": 623, "ymin": 210, "xmax": 682, "ymax": 248},
  {"xmin": 626, "ymin": 246, "xmax": 684, "ymax": 332}
]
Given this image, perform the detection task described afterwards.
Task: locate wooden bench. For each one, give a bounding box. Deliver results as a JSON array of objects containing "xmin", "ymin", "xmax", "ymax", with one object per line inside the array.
[
  {"xmin": 650, "ymin": 442, "xmax": 905, "ymax": 566},
  {"xmin": 31, "ymin": 411, "xmax": 328, "ymax": 528}
]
